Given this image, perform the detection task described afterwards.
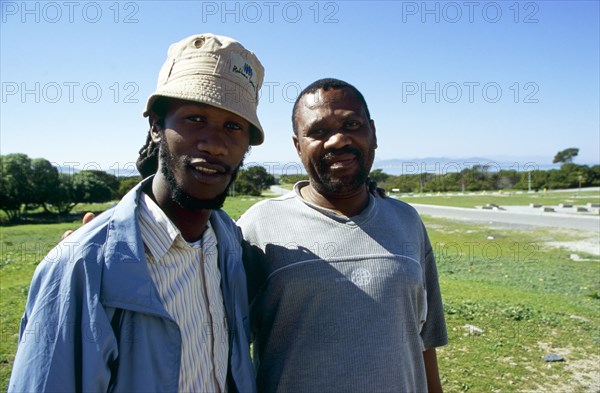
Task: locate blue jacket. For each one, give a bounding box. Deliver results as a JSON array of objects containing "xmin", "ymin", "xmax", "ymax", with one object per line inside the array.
[{"xmin": 8, "ymin": 178, "xmax": 256, "ymax": 393}]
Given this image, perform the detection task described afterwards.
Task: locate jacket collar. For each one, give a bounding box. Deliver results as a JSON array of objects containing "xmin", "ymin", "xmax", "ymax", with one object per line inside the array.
[{"xmin": 101, "ymin": 176, "xmax": 171, "ymax": 318}]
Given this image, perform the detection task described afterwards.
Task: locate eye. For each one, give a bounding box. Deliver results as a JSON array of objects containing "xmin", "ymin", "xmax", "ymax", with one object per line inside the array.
[
  {"xmin": 186, "ymin": 115, "xmax": 206, "ymax": 123},
  {"xmin": 344, "ymin": 120, "xmax": 361, "ymax": 130},
  {"xmin": 225, "ymin": 121, "xmax": 243, "ymax": 131},
  {"xmin": 307, "ymin": 128, "xmax": 327, "ymax": 138}
]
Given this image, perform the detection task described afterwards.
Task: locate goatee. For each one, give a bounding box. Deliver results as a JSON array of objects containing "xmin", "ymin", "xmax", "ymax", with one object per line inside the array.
[{"xmin": 312, "ymin": 146, "xmax": 372, "ymax": 194}]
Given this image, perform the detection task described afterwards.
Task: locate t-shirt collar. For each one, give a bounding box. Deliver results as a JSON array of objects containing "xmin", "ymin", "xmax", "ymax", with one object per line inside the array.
[{"xmin": 293, "ymin": 180, "xmax": 376, "ymax": 224}]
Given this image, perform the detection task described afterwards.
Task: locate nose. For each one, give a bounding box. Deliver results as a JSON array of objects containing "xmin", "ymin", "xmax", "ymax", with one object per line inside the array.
[
  {"xmin": 323, "ymin": 130, "xmax": 351, "ymax": 150},
  {"xmin": 196, "ymin": 127, "xmax": 228, "ymax": 156}
]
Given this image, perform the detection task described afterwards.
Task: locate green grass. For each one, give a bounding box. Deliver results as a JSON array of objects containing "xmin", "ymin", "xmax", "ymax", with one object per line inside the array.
[
  {"xmin": 71, "ymin": 202, "xmax": 116, "ymax": 214},
  {"xmin": 1, "ymin": 195, "xmax": 599, "ymax": 391},
  {"xmin": 424, "ymin": 216, "xmax": 600, "ymax": 392},
  {"xmin": 223, "ymin": 195, "xmax": 271, "ymax": 220},
  {"xmin": 396, "ymin": 190, "xmax": 600, "ymax": 209},
  {"xmin": 0, "ymin": 201, "xmax": 117, "ymax": 225},
  {"xmin": 277, "ymin": 183, "xmax": 295, "ymax": 191}
]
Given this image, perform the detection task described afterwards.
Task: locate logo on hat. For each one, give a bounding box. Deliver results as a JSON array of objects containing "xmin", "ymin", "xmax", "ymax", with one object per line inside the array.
[
  {"xmin": 243, "ymin": 63, "xmax": 253, "ymax": 78},
  {"xmin": 232, "ymin": 62, "xmax": 254, "ymax": 81},
  {"xmin": 232, "ymin": 62, "xmax": 257, "ymax": 95}
]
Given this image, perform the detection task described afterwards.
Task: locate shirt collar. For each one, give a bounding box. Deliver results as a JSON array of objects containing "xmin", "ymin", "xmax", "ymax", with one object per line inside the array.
[{"xmin": 138, "ymin": 192, "xmax": 213, "ymax": 261}]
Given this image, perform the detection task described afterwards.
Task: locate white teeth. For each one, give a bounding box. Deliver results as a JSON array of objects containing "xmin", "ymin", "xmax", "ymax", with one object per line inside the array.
[{"xmin": 195, "ymin": 167, "xmax": 218, "ymax": 174}]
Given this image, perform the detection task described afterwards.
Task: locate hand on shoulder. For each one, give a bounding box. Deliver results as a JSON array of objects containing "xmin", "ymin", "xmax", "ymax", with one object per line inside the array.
[{"xmin": 60, "ymin": 212, "xmax": 96, "ymax": 240}]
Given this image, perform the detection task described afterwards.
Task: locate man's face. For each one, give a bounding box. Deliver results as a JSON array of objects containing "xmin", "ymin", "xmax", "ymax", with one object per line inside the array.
[
  {"xmin": 152, "ymin": 99, "xmax": 250, "ymax": 210},
  {"xmin": 293, "ymin": 87, "xmax": 377, "ymax": 195}
]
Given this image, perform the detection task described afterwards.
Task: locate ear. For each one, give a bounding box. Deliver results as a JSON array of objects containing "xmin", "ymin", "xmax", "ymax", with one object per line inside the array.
[
  {"xmin": 370, "ymin": 119, "xmax": 378, "ymax": 149},
  {"xmin": 149, "ymin": 113, "xmax": 162, "ymax": 143},
  {"xmin": 292, "ymin": 134, "xmax": 302, "ymax": 158}
]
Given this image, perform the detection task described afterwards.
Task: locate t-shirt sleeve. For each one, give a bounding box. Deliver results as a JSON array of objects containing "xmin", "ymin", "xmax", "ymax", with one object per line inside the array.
[{"xmin": 420, "ymin": 226, "xmax": 449, "ymax": 349}]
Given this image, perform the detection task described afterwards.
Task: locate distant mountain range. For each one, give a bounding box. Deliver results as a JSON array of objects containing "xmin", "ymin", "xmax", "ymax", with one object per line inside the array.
[
  {"xmin": 57, "ymin": 156, "xmax": 597, "ymax": 177},
  {"xmin": 56, "ymin": 165, "xmax": 140, "ymax": 177},
  {"xmin": 372, "ymin": 156, "xmax": 562, "ymax": 175},
  {"xmin": 272, "ymin": 156, "xmax": 597, "ymax": 176}
]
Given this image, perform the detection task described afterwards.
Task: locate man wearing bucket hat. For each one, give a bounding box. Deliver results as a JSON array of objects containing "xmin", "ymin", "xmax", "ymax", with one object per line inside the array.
[{"xmin": 9, "ymin": 33, "xmax": 262, "ymax": 393}]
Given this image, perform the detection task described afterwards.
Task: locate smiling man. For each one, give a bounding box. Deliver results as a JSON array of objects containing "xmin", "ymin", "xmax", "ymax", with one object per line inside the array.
[
  {"xmin": 238, "ymin": 78, "xmax": 448, "ymax": 392},
  {"xmin": 9, "ymin": 34, "xmax": 263, "ymax": 393}
]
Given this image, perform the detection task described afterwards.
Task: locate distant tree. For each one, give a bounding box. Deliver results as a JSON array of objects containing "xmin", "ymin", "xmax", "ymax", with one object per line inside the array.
[
  {"xmin": 280, "ymin": 174, "xmax": 308, "ymax": 184},
  {"xmin": 48, "ymin": 173, "xmax": 77, "ymax": 214},
  {"xmin": 233, "ymin": 178, "xmax": 261, "ymax": 196},
  {"xmin": 71, "ymin": 171, "xmax": 113, "ymax": 204},
  {"xmin": 30, "ymin": 158, "xmax": 61, "ymax": 212},
  {"xmin": 588, "ymin": 165, "xmax": 600, "ymax": 186},
  {"xmin": 461, "ymin": 166, "xmax": 487, "ymax": 191},
  {"xmin": 547, "ymin": 169, "xmax": 572, "ymax": 189},
  {"xmin": 395, "ymin": 174, "xmax": 422, "ymax": 193},
  {"xmin": 422, "ymin": 176, "xmax": 444, "ymax": 192},
  {"xmin": 553, "ymin": 148, "xmax": 579, "ymax": 165},
  {"xmin": 496, "ymin": 174, "xmax": 516, "ymax": 190},
  {"xmin": 369, "ymin": 169, "xmax": 389, "ymax": 185},
  {"xmin": 47, "ymin": 171, "xmax": 114, "ymax": 215},
  {"xmin": 514, "ymin": 169, "xmax": 548, "ymax": 191},
  {"xmin": 87, "ymin": 170, "xmax": 120, "ymax": 199},
  {"xmin": 0, "ymin": 154, "xmax": 34, "ymax": 220},
  {"xmin": 116, "ymin": 176, "xmax": 142, "ymax": 199},
  {"xmin": 548, "ymin": 163, "xmax": 596, "ymax": 189},
  {"xmin": 236, "ymin": 166, "xmax": 275, "ymax": 194}
]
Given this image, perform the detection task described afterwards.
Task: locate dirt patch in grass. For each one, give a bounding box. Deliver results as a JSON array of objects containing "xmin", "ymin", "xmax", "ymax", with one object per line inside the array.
[
  {"xmin": 533, "ymin": 342, "xmax": 600, "ymax": 393},
  {"xmin": 543, "ymin": 230, "xmax": 600, "ymax": 257},
  {"xmin": 545, "ymin": 239, "xmax": 600, "ymax": 257}
]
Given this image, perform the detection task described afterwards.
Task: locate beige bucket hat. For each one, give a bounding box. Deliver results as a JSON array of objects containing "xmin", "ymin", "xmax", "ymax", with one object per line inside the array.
[{"xmin": 144, "ymin": 33, "xmax": 265, "ymax": 145}]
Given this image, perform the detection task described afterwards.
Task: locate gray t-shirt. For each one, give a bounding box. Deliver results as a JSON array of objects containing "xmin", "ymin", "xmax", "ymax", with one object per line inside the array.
[{"xmin": 238, "ymin": 182, "xmax": 448, "ymax": 393}]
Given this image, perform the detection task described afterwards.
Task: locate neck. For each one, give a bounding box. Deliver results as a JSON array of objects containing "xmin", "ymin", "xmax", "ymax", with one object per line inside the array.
[
  {"xmin": 146, "ymin": 176, "xmax": 212, "ymax": 242},
  {"xmin": 301, "ymin": 181, "xmax": 370, "ymax": 217}
]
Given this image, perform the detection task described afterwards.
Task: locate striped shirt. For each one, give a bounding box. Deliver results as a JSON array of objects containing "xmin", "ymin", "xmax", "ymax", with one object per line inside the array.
[{"xmin": 138, "ymin": 193, "xmax": 229, "ymax": 393}]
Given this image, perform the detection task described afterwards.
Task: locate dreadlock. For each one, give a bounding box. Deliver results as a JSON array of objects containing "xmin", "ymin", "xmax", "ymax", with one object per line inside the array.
[
  {"xmin": 136, "ymin": 131, "xmax": 160, "ymax": 178},
  {"xmin": 136, "ymin": 97, "xmax": 169, "ymax": 178}
]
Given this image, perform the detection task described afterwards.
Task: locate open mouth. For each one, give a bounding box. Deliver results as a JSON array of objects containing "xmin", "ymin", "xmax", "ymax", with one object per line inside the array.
[
  {"xmin": 193, "ymin": 166, "xmax": 220, "ymax": 175},
  {"xmin": 330, "ymin": 157, "xmax": 356, "ymax": 168},
  {"xmin": 188, "ymin": 161, "xmax": 229, "ymax": 183},
  {"xmin": 325, "ymin": 153, "xmax": 358, "ymax": 170}
]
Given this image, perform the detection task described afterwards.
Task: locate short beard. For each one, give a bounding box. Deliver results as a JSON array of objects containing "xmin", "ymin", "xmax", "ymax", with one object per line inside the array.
[
  {"xmin": 311, "ymin": 145, "xmax": 374, "ymax": 195},
  {"xmin": 159, "ymin": 138, "xmax": 242, "ymax": 210}
]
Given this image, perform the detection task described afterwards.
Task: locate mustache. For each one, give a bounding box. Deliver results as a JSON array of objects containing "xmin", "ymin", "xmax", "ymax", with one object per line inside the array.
[{"xmin": 321, "ymin": 146, "xmax": 362, "ymax": 163}]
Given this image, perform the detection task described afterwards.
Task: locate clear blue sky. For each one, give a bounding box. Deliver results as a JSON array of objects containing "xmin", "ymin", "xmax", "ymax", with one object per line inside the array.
[{"xmin": 1, "ymin": 1, "xmax": 598, "ymax": 176}]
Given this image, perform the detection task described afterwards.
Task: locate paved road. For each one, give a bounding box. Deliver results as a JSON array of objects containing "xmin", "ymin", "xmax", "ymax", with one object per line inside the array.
[
  {"xmin": 269, "ymin": 185, "xmax": 291, "ymax": 195},
  {"xmin": 409, "ymin": 203, "xmax": 600, "ymax": 232},
  {"xmin": 269, "ymin": 186, "xmax": 599, "ymax": 232}
]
